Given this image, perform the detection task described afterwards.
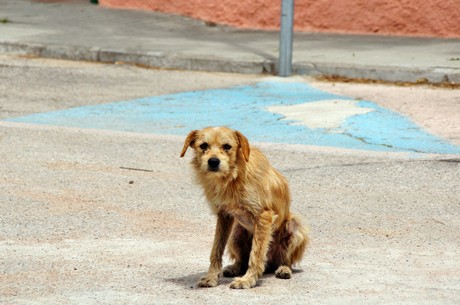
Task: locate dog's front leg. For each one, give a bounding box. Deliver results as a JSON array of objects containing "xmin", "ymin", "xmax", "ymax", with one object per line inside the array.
[
  {"xmin": 230, "ymin": 211, "xmax": 275, "ymax": 289},
  {"xmin": 197, "ymin": 212, "xmax": 233, "ymax": 288}
]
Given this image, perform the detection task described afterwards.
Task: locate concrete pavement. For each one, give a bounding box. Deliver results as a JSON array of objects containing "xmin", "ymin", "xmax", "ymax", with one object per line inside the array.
[
  {"xmin": 1, "ymin": 108, "xmax": 460, "ymax": 304},
  {"xmin": 1, "ymin": 0, "xmax": 460, "ymax": 83},
  {"xmin": 0, "ymin": 53, "xmax": 460, "ymax": 305}
]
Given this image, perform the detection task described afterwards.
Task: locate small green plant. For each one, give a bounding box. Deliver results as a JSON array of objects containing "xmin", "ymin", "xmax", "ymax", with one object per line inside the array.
[{"xmin": 0, "ymin": 18, "xmax": 10, "ymax": 24}]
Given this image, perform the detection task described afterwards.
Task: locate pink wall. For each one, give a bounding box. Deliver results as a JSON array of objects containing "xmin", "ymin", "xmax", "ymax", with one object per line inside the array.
[{"xmin": 100, "ymin": 0, "xmax": 460, "ymax": 38}]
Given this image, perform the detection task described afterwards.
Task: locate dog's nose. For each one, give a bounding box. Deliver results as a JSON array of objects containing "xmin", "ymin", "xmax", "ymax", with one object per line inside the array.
[{"xmin": 208, "ymin": 157, "xmax": 220, "ymax": 171}]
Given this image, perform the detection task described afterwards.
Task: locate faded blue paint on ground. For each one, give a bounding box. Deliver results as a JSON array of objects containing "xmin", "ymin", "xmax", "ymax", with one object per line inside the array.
[{"xmin": 5, "ymin": 80, "xmax": 460, "ymax": 154}]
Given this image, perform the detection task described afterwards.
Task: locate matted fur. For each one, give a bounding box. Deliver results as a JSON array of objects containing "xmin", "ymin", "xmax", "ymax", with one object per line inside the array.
[{"xmin": 180, "ymin": 126, "xmax": 309, "ymax": 289}]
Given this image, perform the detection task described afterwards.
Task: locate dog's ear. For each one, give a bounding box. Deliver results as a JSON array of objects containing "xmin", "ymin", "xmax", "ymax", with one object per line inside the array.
[
  {"xmin": 235, "ymin": 130, "xmax": 250, "ymax": 162},
  {"xmin": 180, "ymin": 130, "xmax": 198, "ymax": 157}
]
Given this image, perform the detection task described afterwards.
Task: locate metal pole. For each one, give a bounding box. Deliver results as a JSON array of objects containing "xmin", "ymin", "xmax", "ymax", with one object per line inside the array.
[{"xmin": 278, "ymin": 0, "xmax": 294, "ymax": 77}]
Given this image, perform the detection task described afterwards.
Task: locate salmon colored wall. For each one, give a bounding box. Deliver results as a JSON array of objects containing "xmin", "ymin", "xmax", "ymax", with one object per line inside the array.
[{"xmin": 99, "ymin": 0, "xmax": 460, "ymax": 38}]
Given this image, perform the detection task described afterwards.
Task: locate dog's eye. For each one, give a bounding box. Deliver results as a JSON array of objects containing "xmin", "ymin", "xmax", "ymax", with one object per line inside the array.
[
  {"xmin": 223, "ymin": 144, "xmax": 232, "ymax": 151},
  {"xmin": 199, "ymin": 143, "xmax": 208, "ymax": 150}
]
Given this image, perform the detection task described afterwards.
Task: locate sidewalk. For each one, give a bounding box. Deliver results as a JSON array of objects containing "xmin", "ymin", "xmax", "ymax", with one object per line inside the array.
[{"xmin": 1, "ymin": 0, "xmax": 460, "ymax": 83}]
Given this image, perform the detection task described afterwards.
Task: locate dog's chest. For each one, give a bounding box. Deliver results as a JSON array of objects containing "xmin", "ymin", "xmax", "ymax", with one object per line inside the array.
[
  {"xmin": 224, "ymin": 206, "xmax": 254, "ymax": 233},
  {"xmin": 203, "ymin": 181, "xmax": 255, "ymax": 232},
  {"xmin": 233, "ymin": 213, "xmax": 254, "ymax": 233}
]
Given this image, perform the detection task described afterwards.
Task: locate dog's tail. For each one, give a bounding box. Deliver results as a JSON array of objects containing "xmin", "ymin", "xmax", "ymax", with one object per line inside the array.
[{"xmin": 288, "ymin": 213, "xmax": 309, "ymax": 265}]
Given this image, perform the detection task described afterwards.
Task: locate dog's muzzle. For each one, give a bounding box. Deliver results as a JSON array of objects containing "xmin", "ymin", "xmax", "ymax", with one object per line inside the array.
[{"xmin": 207, "ymin": 157, "xmax": 220, "ymax": 172}]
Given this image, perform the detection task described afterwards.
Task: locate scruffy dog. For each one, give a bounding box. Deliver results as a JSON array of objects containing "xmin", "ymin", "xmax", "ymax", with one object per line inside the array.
[{"xmin": 180, "ymin": 126, "xmax": 308, "ymax": 289}]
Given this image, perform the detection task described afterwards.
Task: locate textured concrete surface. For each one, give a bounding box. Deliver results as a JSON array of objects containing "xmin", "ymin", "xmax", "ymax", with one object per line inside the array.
[
  {"xmin": 1, "ymin": 119, "xmax": 459, "ymax": 304},
  {"xmin": 0, "ymin": 55, "xmax": 459, "ymax": 304},
  {"xmin": 1, "ymin": 0, "xmax": 460, "ymax": 82}
]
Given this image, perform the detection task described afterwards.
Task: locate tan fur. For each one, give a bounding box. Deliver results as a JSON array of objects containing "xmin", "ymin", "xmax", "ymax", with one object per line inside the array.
[{"xmin": 181, "ymin": 126, "xmax": 309, "ymax": 289}]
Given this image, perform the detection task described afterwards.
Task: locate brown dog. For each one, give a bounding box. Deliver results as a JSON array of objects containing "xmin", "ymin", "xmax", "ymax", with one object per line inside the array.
[{"xmin": 180, "ymin": 126, "xmax": 308, "ymax": 289}]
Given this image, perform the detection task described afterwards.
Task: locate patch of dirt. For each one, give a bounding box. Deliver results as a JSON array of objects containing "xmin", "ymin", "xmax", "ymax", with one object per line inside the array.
[{"xmin": 317, "ymin": 75, "xmax": 460, "ymax": 89}]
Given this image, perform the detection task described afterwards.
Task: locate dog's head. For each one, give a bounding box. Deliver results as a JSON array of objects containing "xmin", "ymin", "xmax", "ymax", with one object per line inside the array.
[{"xmin": 180, "ymin": 127, "xmax": 250, "ymax": 178}]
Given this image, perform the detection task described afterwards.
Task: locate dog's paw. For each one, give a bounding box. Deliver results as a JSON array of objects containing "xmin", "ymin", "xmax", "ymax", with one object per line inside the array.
[
  {"xmin": 275, "ymin": 266, "xmax": 292, "ymax": 279},
  {"xmin": 197, "ymin": 276, "xmax": 218, "ymax": 288},
  {"xmin": 222, "ymin": 264, "xmax": 245, "ymax": 277},
  {"xmin": 229, "ymin": 276, "xmax": 257, "ymax": 289}
]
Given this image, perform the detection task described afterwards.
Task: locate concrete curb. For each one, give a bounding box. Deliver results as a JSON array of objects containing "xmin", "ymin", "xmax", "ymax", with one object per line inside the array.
[
  {"xmin": 0, "ymin": 42, "xmax": 268, "ymax": 74},
  {"xmin": 294, "ymin": 62, "xmax": 460, "ymax": 84},
  {"xmin": 2, "ymin": 41, "xmax": 459, "ymax": 83}
]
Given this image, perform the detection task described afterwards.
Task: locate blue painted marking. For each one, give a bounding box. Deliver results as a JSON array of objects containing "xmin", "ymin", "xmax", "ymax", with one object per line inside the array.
[{"xmin": 5, "ymin": 80, "xmax": 460, "ymax": 154}]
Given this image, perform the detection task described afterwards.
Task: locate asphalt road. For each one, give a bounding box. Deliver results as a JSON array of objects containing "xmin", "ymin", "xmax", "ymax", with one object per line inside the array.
[{"xmin": 1, "ymin": 55, "xmax": 459, "ymax": 304}]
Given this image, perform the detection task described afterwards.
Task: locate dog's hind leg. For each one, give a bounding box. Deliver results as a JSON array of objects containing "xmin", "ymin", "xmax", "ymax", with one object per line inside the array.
[
  {"xmin": 275, "ymin": 214, "xmax": 309, "ymax": 279},
  {"xmin": 223, "ymin": 223, "xmax": 251, "ymax": 277},
  {"xmin": 266, "ymin": 214, "xmax": 308, "ymax": 279},
  {"xmin": 287, "ymin": 214, "xmax": 309, "ymax": 265}
]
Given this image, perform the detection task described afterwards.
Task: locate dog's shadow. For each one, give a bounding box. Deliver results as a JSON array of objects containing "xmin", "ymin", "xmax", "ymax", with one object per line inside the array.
[
  {"xmin": 166, "ymin": 272, "xmax": 233, "ymax": 290},
  {"xmin": 166, "ymin": 269, "xmax": 303, "ymax": 289}
]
